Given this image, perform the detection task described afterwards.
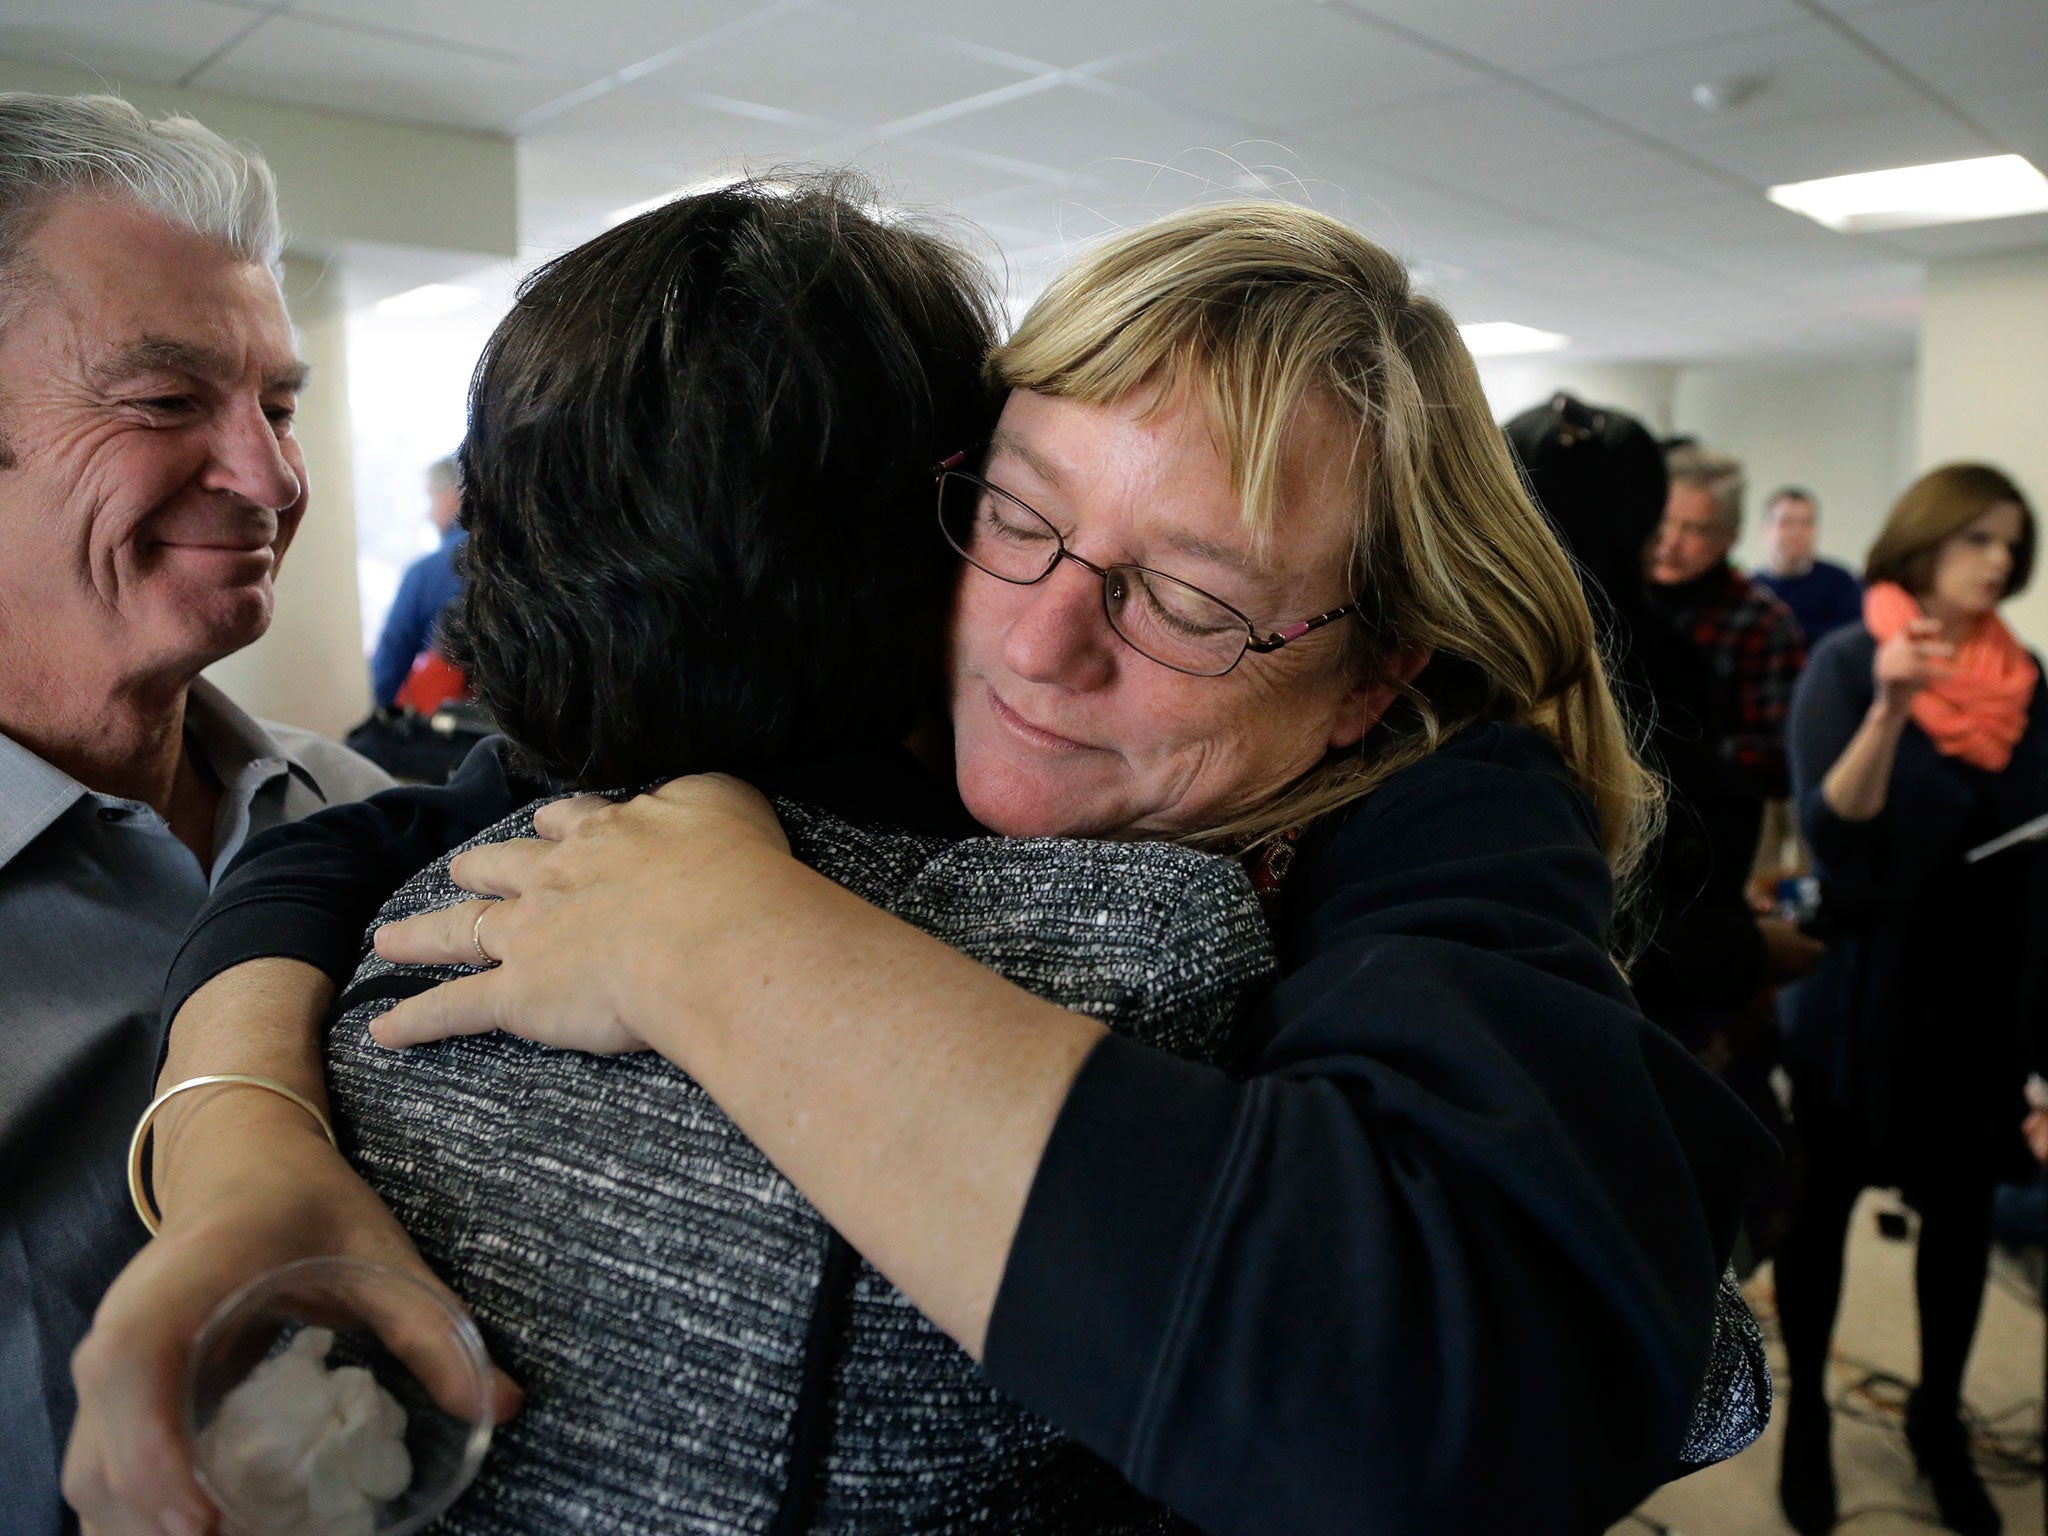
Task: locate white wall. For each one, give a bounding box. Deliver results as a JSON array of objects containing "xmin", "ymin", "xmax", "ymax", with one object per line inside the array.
[
  {"xmin": 1917, "ymin": 248, "xmax": 2048, "ymax": 651},
  {"xmin": 0, "ymin": 55, "xmax": 516, "ymax": 259},
  {"xmin": 1671, "ymin": 363, "xmax": 1920, "ymax": 578},
  {"xmin": 1481, "ymin": 356, "xmax": 1919, "ymax": 586},
  {"xmin": 1477, "ymin": 359, "xmax": 1680, "ymax": 436}
]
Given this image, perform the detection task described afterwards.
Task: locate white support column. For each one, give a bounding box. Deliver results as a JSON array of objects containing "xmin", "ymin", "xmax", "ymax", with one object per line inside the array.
[
  {"xmin": 203, "ymin": 254, "xmax": 370, "ymax": 738},
  {"xmin": 1916, "ymin": 248, "xmax": 2048, "ymax": 649}
]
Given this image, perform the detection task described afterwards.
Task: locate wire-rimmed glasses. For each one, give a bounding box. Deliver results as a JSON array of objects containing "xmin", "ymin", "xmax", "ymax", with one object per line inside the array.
[{"xmin": 935, "ymin": 456, "xmax": 1360, "ymax": 678}]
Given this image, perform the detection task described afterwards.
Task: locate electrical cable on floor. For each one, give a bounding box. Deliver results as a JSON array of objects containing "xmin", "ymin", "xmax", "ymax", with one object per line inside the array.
[
  {"xmin": 1738, "ymin": 1265, "xmax": 2045, "ymax": 1507},
  {"xmin": 1827, "ymin": 1350, "xmax": 2044, "ymax": 1482}
]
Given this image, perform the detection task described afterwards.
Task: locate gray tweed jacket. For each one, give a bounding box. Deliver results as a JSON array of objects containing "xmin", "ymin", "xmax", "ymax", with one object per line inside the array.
[{"xmin": 328, "ymin": 800, "xmax": 1274, "ymax": 1534}]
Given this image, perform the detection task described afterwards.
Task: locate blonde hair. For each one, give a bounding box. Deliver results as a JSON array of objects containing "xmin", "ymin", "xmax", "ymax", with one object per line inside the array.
[{"xmin": 996, "ymin": 201, "xmax": 1659, "ymax": 885}]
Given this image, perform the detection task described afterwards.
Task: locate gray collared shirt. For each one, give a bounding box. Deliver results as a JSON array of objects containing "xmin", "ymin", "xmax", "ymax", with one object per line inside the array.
[{"xmin": 0, "ymin": 681, "xmax": 390, "ymax": 1533}]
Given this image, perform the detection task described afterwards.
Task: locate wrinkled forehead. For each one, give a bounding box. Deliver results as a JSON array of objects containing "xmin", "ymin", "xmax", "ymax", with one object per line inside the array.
[{"xmin": 8, "ymin": 197, "xmax": 299, "ymax": 382}]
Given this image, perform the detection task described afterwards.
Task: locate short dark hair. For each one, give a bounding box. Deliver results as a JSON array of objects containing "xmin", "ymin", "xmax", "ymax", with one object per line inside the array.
[
  {"xmin": 449, "ymin": 174, "xmax": 1001, "ymax": 788},
  {"xmin": 1765, "ymin": 486, "xmax": 1816, "ymax": 515},
  {"xmin": 1504, "ymin": 394, "xmax": 1668, "ymax": 613},
  {"xmin": 1865, "ymin": 462, "xmax": 2035, "ymax": 601}
]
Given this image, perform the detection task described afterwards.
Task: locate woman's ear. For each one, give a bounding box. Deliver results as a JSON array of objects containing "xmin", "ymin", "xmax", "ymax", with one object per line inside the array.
[{"xmin": 1327, "ymin": 646, "xmax": 1433, "ymax": 751}]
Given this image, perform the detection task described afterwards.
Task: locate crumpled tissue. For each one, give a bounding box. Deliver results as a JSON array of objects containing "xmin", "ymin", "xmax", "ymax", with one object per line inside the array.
[{"xmin": 196, "ymin": 1326, "xmax": 411, "ymax": 1536}]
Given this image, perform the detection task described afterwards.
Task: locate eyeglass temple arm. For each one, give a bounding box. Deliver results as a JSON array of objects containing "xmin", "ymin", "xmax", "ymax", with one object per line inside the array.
[
  {"xmin": 934, "ymin": 451, "xmax": 970, "ymax": 474},
  {"xmin": 1244, "ymin": 604, "xmax": 1361, "ymax": 653}
]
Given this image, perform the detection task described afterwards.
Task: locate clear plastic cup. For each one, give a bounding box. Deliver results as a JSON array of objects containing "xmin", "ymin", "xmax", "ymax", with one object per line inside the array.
[{"xmin": 183, "ymin": 1256, "xmax": 495, "ymax": 1536}]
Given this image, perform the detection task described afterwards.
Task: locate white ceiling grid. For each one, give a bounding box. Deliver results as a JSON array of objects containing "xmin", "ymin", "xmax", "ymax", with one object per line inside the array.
[{"xmin": 5, "ymin": 0, "xmax": 2045, "ymax": 362}]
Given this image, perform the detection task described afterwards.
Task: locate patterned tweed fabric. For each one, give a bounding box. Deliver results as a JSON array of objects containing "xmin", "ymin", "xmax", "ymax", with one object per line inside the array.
[{"xmin": 327, "ymin": 800, "xmax": 1275, "ymax": 1534}]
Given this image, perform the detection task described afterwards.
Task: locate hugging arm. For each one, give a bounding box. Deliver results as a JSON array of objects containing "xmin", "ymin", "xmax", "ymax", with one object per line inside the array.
[
  {"xmin": 64, "ymin": 740, "xmax": 534, "ymax": 1536},
  {"xmin": 381, "ymin": 743, "xmax": 1777, "ymax": 1536}
]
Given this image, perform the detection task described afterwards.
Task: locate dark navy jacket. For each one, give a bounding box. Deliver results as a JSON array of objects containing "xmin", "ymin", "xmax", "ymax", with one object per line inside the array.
[{"xmin": 1782, "ymin": 624, "xmax": 2048, "ymax": 1170}]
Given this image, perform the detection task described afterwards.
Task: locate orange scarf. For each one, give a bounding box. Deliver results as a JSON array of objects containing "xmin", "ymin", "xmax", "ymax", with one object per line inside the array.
[{"xmin": 1863, "ymin": 581, "xmax": 2038, "ymax": 771}]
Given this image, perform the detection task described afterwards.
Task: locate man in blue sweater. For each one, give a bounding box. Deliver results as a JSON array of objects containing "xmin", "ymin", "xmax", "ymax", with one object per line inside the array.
[
  {"xmin": 1752, "ymin": 486, "xmax": 1863, "ymax": 647},
  {"xmin": 369, "ymin": 455, "xmax": 466, "ymax": 707}
]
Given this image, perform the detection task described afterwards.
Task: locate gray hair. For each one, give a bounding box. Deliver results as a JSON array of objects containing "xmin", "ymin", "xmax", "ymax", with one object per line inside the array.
[
  {"xmin": 0, "ymin": 93, "xmax": 283, "ymax": 290},
  {"xmin": 426, "ymin": 455, "xmax": 462, "ymax": 493},
  {"xmin": 1666, "ymin": 443, "xmax": 1746, "ymax": 538}
]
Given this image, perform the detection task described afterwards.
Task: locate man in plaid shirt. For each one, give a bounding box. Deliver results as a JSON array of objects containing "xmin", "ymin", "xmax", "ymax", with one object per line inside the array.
[{"xmin": 1649, "ymin": 444, "xmax": 1807, "ymax": 800}]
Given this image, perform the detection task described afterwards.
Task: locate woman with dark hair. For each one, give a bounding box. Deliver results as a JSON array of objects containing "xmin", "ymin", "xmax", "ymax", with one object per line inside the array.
[
  {"xmin": 73, "ymin": 199, "xmax": 1777, "ymax": 1536},
  {"xmin": 1504, "ymin": 395, "xmax": 1771, "ymax": 1037},
  {"xmin": 1775, "ymin": 463, "xmax": 2048, "ymax": 1536}
]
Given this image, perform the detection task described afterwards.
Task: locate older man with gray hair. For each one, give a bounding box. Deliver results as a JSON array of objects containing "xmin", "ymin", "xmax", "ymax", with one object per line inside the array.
[
  {"xmin": 0, "ymin": 93, "xmax": 389, "ymax": 1531},
  {"xmin": 1649, "ymin": 442, "xmax": 1807, "ymax": 799}
]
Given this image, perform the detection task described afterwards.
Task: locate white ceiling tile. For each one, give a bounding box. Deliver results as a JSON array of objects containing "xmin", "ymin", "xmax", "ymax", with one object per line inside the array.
[
  {"xmin": 910, "ymin": 80, "xmax": 1243, "ymax": 182},
  {"xmin": 287, "ymin": 0, "xmax": 770, "ymax": 76},
  {"xmin": 1419, "ymin": 141, "xmax": 1731, "ymax": 221},
  {"xmin": 1535, "ymin": 19, "xmax": 1939, "ymax": 160},
  {"xmin": 835, "ymin": 139, "xmax": 1063, "ymax": 210},
  {"xmin": 523, "ymin": 85, "xmax": 833, "ymax": 185},
  {"xmin": 1674, "ymin": 104, "xmax": 1991, "ymax": 184},
  {"xmin": 1333, "ymin": 0, "xmax": 1793, "ymax": 74},
  {"xmin": 1309, "ymin": 82, "xmax": 1619, "ymax": 181},
  {"xmin": 629, "ymin": 8, "xmax": 1034, "ymax": 130},
  {"xmin": 821, "ymin": 0, "xmax": 1296, "ymax": 71},
  {"xmin": 1969, "ymin": 86, "xmax": 2048, "ymax": 166},
  {"xmin": 0, "ymin": 0, "xmax": 257, "ymax": 85},
  {"xmin": 1095, "ymin": 3, "xmax": 1476, "ymax": 126},
  {"xmin": 192, "ymin": 13, "xmax": 586, "ymax": 130},
  {"xmin": 1845, "ymin": 0, "xmax": 2048, "ymax": 110}
]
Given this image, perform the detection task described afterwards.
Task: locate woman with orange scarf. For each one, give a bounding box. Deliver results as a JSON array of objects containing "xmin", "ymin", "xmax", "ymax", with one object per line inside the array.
[{"xmin": 1776, "ymin": 463, "xmax": 2048, "ymax": 1536}]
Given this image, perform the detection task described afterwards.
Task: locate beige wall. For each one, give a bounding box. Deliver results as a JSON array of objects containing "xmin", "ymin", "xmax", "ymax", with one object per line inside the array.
[
  {"xmin": 203, "ymin": 256, "xmax": 369, "ymax": 737},
  {"xmin": 1916, "ymin": 247, "xmax": 2048, "ymax": 651},
  {"xmin": 1672, "ymin": 362, "xmax": 1920, "ymax": 580},
  {"xmin": 0, "ymin": 55, "xmax": 516, "ymax": 259},
  {"xmin": 1477, "ymin": 359, "xmax": 1680, "ymax": 436},
  {"xmin": 1481, "ymin": 355, "xmax": 1920, "ymax": 586}
]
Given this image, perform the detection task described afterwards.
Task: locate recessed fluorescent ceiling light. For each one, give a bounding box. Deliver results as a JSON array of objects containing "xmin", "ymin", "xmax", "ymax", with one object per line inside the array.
[
  {"xmin": 373, "ymin": 283, "xmax": 482, "ymax": 318},
  {"xmin": 1459, "ymin": 322, "xmax": 1569, "ymax": 357},
  {"xmin": 1768, "ymin": 154, "xmax": 2048, "ymax": 233}
]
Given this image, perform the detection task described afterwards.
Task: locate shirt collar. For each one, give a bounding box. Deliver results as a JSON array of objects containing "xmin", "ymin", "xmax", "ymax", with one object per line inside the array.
[
  {"xmin": 0, "ymin": 728, "xmax": 89, "ymax": 870},
  {"xmin": 0, "ymin": 681, "xmax": 316, "ymax": 873},
  {"xmin": 183, "ymin": 678, "xmax": 320, "ymax": 802}
]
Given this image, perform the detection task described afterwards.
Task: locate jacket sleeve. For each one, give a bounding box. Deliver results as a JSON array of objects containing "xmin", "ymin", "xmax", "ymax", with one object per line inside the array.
[
  {"xmin": 162, "ymin": 737, "xmax": 530, "ymax": 1027},
  {"xmin": 1789, "ymin": 628, "xmax": 1884, "ymax": 885},
  {"xmin": 982, "ymin": 746, "xmax": 1777, "ymax": 1536},
  {"xmin": 370, "ymin": 561, "xmax": 435, "ymax": 708}
]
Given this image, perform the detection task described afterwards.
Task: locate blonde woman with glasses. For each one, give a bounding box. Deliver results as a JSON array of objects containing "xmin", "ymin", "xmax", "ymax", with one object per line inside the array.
[{"xmin": 76, "ymin": 201, "xmax": 1775, "ymax": 1536}]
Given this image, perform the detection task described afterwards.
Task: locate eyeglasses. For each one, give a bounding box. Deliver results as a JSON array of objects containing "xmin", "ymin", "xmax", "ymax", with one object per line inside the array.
[{"xmin": 935, "ymin": 454, "xmax": 1360, "ymax": 678}]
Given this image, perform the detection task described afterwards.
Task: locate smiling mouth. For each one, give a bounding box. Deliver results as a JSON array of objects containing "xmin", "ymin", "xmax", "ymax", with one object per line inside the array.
[{"xmin": 987, "ymin": 688, "xmax": 1095, "ymax": 752}]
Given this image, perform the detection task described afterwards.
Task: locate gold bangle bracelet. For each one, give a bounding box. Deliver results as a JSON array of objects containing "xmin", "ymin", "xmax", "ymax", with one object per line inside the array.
[{"xmin": 126, "ymin": 1073, "xmax": 339, "ymax": 1236}]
